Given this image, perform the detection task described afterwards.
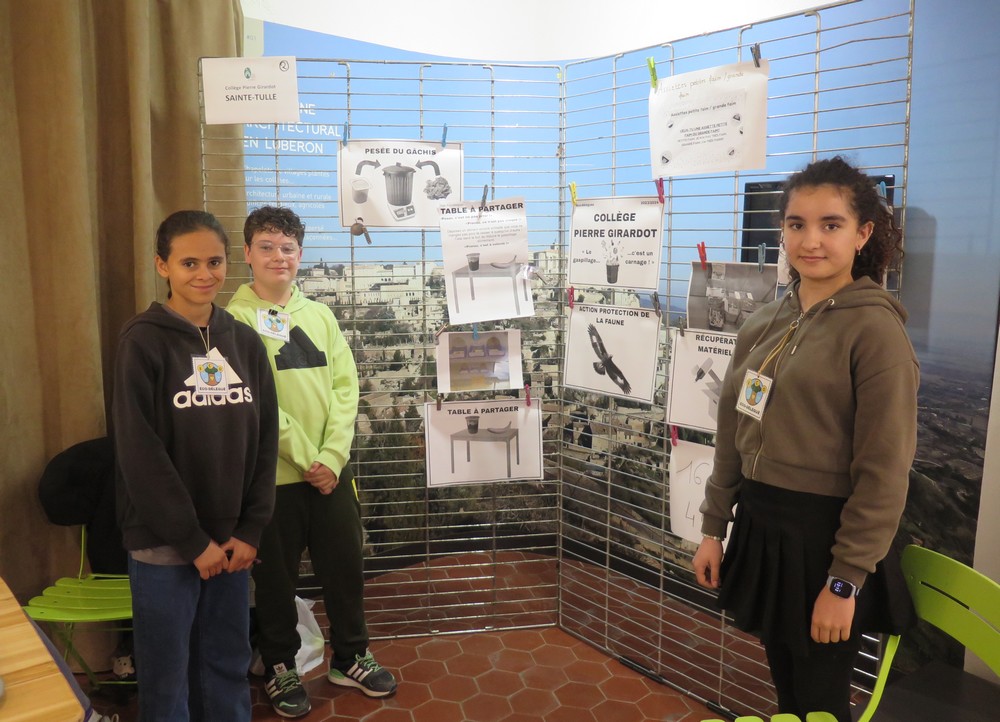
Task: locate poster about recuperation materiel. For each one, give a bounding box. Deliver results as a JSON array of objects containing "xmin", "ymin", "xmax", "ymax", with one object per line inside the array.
[
  {"xmin": 568, "ymin": 196, "xmax": 664, "ymax": 291},
  {"xmin": 649, "ymin": 60, "xmax": 768, "ymax": 177},
  {"xmin": 666, "ymin": 327, "xmax": 737, "ymax": 433}
]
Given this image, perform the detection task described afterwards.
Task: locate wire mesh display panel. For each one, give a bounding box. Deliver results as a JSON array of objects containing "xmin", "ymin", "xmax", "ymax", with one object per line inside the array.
[{"xmin": 199, "ymin": 0, "xmax": 912, "ymax": 715}]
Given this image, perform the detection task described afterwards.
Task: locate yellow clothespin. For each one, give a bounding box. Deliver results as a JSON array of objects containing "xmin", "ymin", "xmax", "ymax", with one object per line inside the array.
[
  {"xmin": 647, "ymin": 57, "xmax": 658, "ymax": 89},
  {"xmin": 569, "ymin": 181, "xmax": 578, "ymax": 207}
]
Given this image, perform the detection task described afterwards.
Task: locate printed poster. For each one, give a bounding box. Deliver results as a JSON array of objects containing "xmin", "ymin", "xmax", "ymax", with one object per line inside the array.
[
  {"xmin": 439, "ymin": 196, "xmax": 534, "ymax": 324},
  {"xmin": 568, "ymin": 196, "xmax": 664, "ymax": 291},
  {"xmin": 666, "ymin": 327, "xmax": 736, "ymax": 433},
  {"xmin": 649, "ymin": 60, "xmax": 769, "ymax": 177},
  {"xmin": 687, "ymin": 260, "xmax": 778, "ymax": 333},
  {"xmin": 436, "ymin": 330, "xmax": 524, "ymax": 393},
  {"xmin": 668, "ymin": 440, "xmax": 728, "ymax": 549},
  {"xmin": 564, "ymin": 304, "xmax": 660, "ymax": 404},
  {"xmin": 201, "ymin": 56, "xmax": 300, "ymax": 125},
  {"xmin": 424, "ymin": 399, "xmax": 543, "ymax": 487},
  {"xmin": 338, "ymin": 139, "xmax": 464, "ymax": 228}
]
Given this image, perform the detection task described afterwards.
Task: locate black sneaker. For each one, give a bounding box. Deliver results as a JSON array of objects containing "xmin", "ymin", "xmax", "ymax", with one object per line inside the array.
[
  {"xmin": 327, "ymin": 649, "xmax": 397, "ymax": 698},
  {"xmin": 264, "ymin": 662, "xmax": 311, "ymax": 718}
]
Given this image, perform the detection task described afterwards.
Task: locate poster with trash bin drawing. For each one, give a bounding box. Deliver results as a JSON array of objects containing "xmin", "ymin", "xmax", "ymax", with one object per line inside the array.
[
  {"xmin": 568, "ymin": 196, "xmax": 664, "ymax": 291},
  {"xmin": 686, "ymin": 261, "xmax": 778, "ymax": 333},
  {"xmin": 424, "ymin": 399, "xmax": 543, "ymax": 486},
  {"xmin": 338, "ymin": 139, "xmax": 464, "ymax": 228}
]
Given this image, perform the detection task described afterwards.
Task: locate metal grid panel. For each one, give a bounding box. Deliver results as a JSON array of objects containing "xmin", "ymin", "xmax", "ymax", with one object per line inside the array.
[
  {"xmin": 202, "ymin": 60, "xmax": 566, "ymax": 637},
  {"xmin": 199, "ymin": 0, "xmax": 912, "ymax": 714},
  {"xmin": 559, "ymin": 1, "xmax": 912, "ymax": 717}
]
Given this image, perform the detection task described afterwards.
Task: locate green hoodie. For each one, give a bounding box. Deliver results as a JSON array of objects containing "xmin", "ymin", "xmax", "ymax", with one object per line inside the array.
[
  {"xmin": 228, "ymin": 284, "xmax": 359, "ymax": 485},
  {"xmin": 700, "ymin": 277, "xmax": 919, "ymax": 588}
]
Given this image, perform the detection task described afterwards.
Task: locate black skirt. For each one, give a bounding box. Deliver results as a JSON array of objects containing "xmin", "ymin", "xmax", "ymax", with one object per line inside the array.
[{"xmin": 717, "ymin": 479, "xmax": 914, "ymax": 658}]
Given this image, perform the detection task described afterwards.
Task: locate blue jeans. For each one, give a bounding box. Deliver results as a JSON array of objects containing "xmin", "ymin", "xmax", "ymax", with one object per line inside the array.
[{"xmin": 129, "ymin": 557, "xmax": 251, "ymax": 722}]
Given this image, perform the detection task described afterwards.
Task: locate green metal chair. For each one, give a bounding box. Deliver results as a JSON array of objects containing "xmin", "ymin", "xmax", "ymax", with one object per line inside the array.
[
  {"xmin": 23, "ymin": 527, "xmax": 133, "ymax": 690},
  {"xmin": 854, "ymin": 543, "xmax": 1000, "ymax": 722},
  {"xmin": 702, "ymin": 713, "xmax": 838, "ymax": 721}
]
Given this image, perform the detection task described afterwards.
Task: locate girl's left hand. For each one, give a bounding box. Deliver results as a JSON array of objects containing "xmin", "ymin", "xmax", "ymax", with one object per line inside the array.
[
  {"xmin": 811, "ymin": 587, "xmax": 856, "ymax": 643},
  {"xmin": 221, "ymin": 537, "xmax": 258, "ymax": 572}
]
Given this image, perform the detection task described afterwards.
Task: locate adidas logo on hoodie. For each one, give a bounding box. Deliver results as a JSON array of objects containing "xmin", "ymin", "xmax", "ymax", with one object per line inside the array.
[{"xmin": 173, "ymin": 348, "xmax": 254, "ymax": 408}]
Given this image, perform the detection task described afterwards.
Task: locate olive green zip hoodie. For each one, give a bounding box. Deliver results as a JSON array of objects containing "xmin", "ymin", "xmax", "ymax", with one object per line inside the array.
[{"xmin": 700, "ymin": 277, "xmax": 919, "ymax": 588}]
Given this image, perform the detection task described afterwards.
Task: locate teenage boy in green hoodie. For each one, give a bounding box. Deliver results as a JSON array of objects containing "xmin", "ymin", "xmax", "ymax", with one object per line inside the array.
[{"xmin": 228, "ymin": 206, "xmax": 396, "ymax": 718}]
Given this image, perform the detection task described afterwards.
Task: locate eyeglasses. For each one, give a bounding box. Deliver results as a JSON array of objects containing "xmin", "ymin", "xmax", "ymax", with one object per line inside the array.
[{"xmin": 253, "ymin": 242, "xmax": 299, "ymax": 257}]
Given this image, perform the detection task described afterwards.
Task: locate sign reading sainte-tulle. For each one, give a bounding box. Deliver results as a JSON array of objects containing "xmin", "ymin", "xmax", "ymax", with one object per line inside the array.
[{"xmin": 201, "ymin": 56, "xmax": 300, "ymax": 125}]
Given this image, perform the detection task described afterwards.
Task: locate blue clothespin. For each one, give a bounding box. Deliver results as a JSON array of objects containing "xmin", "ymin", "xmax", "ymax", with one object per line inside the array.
[
  {"xmin": 758, "ymin": 243, "xmax": 767, "ymax": 272},
  {"xmin": 472, "ymin": 323, "xmax": 479, "ymax": 340},
  {"xmin": 341, "ymin": 122, "xmax": 349, "ymax": 146},
  {"xmin": 647, "ymin": 57, "xmax": 658, "ymax": 89},
  {"xmin": 441, "ymin": 123, "xmax": 448, "ymax": 147}
]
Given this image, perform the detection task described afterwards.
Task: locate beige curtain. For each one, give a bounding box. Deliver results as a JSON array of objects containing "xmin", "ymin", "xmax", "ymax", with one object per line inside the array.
[{"xmin": 0, "ymin": 0, "xmax": 244, "ymax": 600}]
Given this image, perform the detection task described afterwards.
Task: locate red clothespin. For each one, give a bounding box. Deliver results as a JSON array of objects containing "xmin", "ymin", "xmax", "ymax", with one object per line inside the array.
[
  {"xmin": 655, "ymin": 178, "xmax": 665, "ymax": 204},
  {"xmin": 568, "ymin": 286, "xmax": 575, "ymax": 309},
  {"xmin": 669, "ymin": 425, "xmax": 679, "ymax": 447},
  {"xmin": 697, "ymin": 242, "xmax": 707, "ymax": 270},
  {"xmin": 436, "ymin": 393, "xmax": 443, "ymax": 410},
  {"xmin": 524, "ymin": 383, "xmax": 532, "ymax": 407}
]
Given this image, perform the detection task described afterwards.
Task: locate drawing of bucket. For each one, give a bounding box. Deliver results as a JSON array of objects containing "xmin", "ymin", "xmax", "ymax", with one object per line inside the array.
[
  {"xmin": 382, "ymin": 163, "xmax": 417, "ymax": 206},
  {"xmin": 606, "ymin": 263, "xmax": 619, "ymax": 284},
  {"xmin": 466, "ymin": 416, "xmax": 480, "ymax": 434},
  {"xmin": 467, "ymin": 252, "xmax": 480, "ymax": 271},
  {"xmin": 351, "ymin": 178, "xmax": 370, "ymax": 203}
]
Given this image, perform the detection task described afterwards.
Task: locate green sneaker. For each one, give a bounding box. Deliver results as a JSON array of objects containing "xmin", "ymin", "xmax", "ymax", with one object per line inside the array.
[
  {"xmin": 327, "ymin": 649, "xmax": 398, "ymax": 698},
  {"xmin": 264, "ymin": 662, "xmax": 312, "ymax": 718}
]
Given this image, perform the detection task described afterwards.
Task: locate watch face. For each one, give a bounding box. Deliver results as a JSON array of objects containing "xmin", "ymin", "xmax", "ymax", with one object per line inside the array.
[{"xmin": 830, "ymin": 578, "xmax": 854, "ymax": 598}]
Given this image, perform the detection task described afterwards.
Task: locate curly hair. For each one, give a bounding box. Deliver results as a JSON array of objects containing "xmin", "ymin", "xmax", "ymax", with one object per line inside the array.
[
  {"xmin": 778, "ymin": 156, "xmax": 902, "ymax": 284},
  {"xmin": 243, "ymin": 205, "xmax": 306, "ymax": 247}
]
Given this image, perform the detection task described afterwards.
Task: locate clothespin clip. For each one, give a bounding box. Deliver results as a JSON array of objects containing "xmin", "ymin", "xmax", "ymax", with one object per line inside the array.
[
  {"xmin": 751, "ymin": 43, "xmax": 762, "ymax": 68},
  {"xmin": 669, "ymin": 425, "xmax": 679, "ymax": 447},
  {"xmin": 525, "ymin": 383, "xmax": 532, "ymax": 407},
  {"xmin": 477, "ymin": 184, "xmax": 489, "ymax": 219},
  {"xmin": 758, "ymin": 243, "xmax": 767, "ymax": 272},
  {"xmin": 569, "ymin": 181, "xmax": 578, "ymax": 207},
  {"xmin": 697, "ymin": 242, "xmax": 707, "ymax": 270},
  {"xmin": 655, "ymin": 178, "xmax": 665, "ymax": 204},
  {"xmin": 472, "ymin": 323, "xmax": 479, "ymax": 340},
  {"xmin": 876, "ymin": 180, "xmax": 891, "ymax": 210},
  {"xmin": 678, "ymin": 317, "xmax": 686, "ymax": 337},
  {"xmin": 436, "ymin": 393, "xmax": 443, "ymax": 410},
  {"xmin": 651, "ymin": 292, "xmax": 662, "ymax": 318},
  {"xmin": 568, "ymin": 286, "xmax": 575, "ymax": 310},
  {"xmin": 341, "ymin": 122, "xmax": 349, "ymax": 146},
  {"xmin": 647, "ymin": 57, "xmax": 658, "ymax": 89},
  {"xmin": 434, "ymin": 323, "xmax": 449, "ymax": 344},
  {"xmin": 267, "ymin": 308, "xmax": 279, "ymax": 317},
  {"xmin": 441, "ymin": 123, "xmax": 448, "ymax": 147}
]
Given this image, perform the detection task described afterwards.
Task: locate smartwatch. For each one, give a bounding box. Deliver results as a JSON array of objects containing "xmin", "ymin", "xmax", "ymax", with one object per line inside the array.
[{"xmin": 827, "ymin": 575, "xmax": 859, "ymax": 598}]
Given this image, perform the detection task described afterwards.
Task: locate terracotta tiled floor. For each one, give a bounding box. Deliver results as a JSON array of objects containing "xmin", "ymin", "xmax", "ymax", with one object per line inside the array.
[{"xmin": 91, "ymin": 627, "xmax": 715, "ymax": 721}]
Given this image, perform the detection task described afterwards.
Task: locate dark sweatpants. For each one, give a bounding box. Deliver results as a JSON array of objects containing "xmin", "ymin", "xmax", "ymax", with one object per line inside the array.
[{"xmin": 252, "ymin": 465, "xmax": 368, "ymax": 669}]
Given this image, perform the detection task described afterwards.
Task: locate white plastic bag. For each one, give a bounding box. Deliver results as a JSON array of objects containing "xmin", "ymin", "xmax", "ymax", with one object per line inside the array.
[{"xmin": 294, "ymin": 595, "xmax": 326, "ymax": 674}]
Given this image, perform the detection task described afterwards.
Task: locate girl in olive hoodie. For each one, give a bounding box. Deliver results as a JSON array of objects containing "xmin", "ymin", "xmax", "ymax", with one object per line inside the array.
[{"xmin": 692, "ymin": 157, "xmax": 918, "ymax": 722}]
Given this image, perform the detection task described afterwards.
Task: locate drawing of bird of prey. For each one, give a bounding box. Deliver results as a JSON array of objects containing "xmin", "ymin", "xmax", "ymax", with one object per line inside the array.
[{"xmin": 587, "ymin": 324, "xmax": 631, "ymax": 395}]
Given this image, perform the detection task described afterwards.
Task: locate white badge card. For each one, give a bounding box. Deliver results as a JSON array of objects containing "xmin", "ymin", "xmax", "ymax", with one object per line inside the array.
[
  {"xmin": 256, "ymin": 308, "xmax": 291, "ymax": 342},
  {"xmin": 192, "ymin": 356, "xmax": 230, "ymax": 393},
  {"xmin": 735, "ymin": 368, "xmax": 772, "ymax": 420}
]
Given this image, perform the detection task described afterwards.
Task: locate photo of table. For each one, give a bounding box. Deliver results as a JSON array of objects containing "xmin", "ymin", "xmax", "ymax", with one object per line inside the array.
[
  {"xmin": 451, "ymin": 262, "xmax": 530, "ymax": 314},
  {"xmin": 450, "ymin": 426, "xmax": 520, "ymax": 478}
]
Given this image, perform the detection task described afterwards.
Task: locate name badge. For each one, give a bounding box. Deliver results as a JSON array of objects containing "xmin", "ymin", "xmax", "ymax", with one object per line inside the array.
[
  {"xmin": 735, "ymin": 368, "xmax": 772, "ymax": 421},
  {"xmin": 192, "ymin": 355, "xmax": 230, "ymax": 393},
  {"xmin": 256, "ymin": 308, "xmax": 291, "ymax": 342}
]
